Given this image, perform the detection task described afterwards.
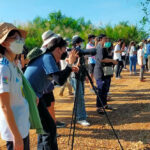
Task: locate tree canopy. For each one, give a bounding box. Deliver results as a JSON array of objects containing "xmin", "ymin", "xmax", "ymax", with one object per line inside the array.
[{"xmin": 19, "ymin": 11, "xmax": 148, "ymax": 50}]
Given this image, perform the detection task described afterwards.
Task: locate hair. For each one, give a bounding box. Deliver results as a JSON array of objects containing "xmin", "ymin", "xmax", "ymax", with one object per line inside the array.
[
  {"xmin": 99, "ymin": 34, "xmax": 106, "ymax": 41},
  {"xmin": 118, "ymin": 39, "xmax": 123, "ymax": 42},
  {"xmin": 7, "ymin": 30, "xmax": 21, "ymax": 37},
  {"xmin": 0, "ymin": 30, "xmax": 21, "ymax": 55},
  {"xmin": 46, "ymin": 37, "xmax": 67, "ymax": 53},
  {"xmin": 120, "ymin": 41, "xmax": 125, "ymax": 48}
]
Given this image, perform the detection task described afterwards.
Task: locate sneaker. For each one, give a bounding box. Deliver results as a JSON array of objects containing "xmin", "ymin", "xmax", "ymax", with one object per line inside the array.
[
  {"xmin": 123, "ymin": 68, "xmax": 127, "ymax": 70},
  {"xmin": 140, "ymin": 79, "xmax": 145, "ymax": 82},
  {"xmin": 118, "ymin": 75, "xmax": 122, "ymax": 79},
  {"xmin": 77, "ymin": 120, "xmax": 90, "ymax": 126},
  {"xmin": 56, "ymin": 121, "xmax": 66, "ymax": 128}
]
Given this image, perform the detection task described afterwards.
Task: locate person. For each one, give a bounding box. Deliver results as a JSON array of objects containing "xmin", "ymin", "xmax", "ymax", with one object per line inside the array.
[
  {"xmin": 94, "ymin": 34, "xmax": 117, "ymax": 114},
  {"xmin": 24, "ymin": 30, "xmax": 78, "ymax": 150},
  {"xmin": 70, "ymin": 35, "xmax": 90, "ymax": 126},
  {"xmin": 128, "ymin": 41, "xmax": 137, "ymax": 75},
  {"xmin": 113, "ymin": 39, "xmax": 125, "ymax": 78},
  {"xmin": 0, "ymin": 22, "xmax": 30, "ymax": 150},
  {"xmin": 86, "ymin": 34, "xmax": 96, "ymax": 92},
  {"xmin": 103, "ymin": 38, "xmax": 115, "ymax": 101},
  {"xmin": 59, "ymin": 59, "xmax": 73, "ymax": 96},
  {"xmin": 137, "ymin": 42, "xmax": 146, "ymax": 82},
  {"xmin": 146, "ymin": 38, "xmax": 150, "ymax": 72},
  {"xmin": 122, "ymin": 43, "xmax": 128, "ymax": 70},
  {"xmin": 59, "ymin": 37, "xmax": 73, "ymax": 96}
]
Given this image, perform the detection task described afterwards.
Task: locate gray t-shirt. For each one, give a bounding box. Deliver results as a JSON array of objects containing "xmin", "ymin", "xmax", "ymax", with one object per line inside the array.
[{"xmin": 94, "ymin": 44, "xmax": 103, "ymax": 80}]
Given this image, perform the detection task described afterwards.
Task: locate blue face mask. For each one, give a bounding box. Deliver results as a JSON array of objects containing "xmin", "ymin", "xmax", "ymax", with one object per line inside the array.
[
  {"xmin": 92, "ymin": 39, "xmax": 95, "ymax": 44},
  {"xmin": 104, "ymin": 42, "xmax": 111, "ymax": 48}
]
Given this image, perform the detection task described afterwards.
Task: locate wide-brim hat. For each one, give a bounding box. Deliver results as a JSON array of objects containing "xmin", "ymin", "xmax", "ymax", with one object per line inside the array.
[
  {"xmin": 42, "ymin": 30, "xmax": 59, "ymax": 47},
  {"xmin": 138, "ymin": 42, "xmax": 144, "ymax": 47},
  {"xmin": 0, "ymin": 22, "xmax": 27, "ymax": 44}
]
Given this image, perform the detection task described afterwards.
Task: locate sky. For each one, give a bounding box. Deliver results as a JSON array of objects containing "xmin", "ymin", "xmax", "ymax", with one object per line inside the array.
[{"xmin": 0, "ymin": 0, "xmax": 144, "ymax": 28}]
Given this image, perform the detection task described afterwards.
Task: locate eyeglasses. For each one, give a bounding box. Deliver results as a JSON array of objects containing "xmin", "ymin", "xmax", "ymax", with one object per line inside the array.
[
  {"xmin": 7, "ymin": 32, "xmax": 24, "ymax": 42},
  {"xmin": 6, "ymin": 35, "xmax": 24, "ymax": 43}
]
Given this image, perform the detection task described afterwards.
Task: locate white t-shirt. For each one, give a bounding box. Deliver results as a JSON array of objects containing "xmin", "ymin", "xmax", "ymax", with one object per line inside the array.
[
  {"xmin": 0, "ymin": 57, "xmax": 30, "ymax": 141},
  {"xmin": 60, "ymin": 60, "xmax": 67, "ymax": 70},
  {"xmin": 113, "ymin": 44, "xmax": 121, "ymax": 61},
  {"xmin": 86, "ymin": 43, "xmax": 96, "ymax": 64},
  {"xmin": 137, "ymin": 49, "xmax": 146, "ymax": 65},
  {"xmin": 122, "ymin": 47, "xmax": 128, "ymax": 56},
  {"xmin": 129, "ymin": 46, "xmax": 136, "ymax": 56}
]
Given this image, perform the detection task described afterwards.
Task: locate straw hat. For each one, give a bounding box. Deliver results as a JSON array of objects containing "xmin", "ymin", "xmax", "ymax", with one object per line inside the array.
[{"xmin": 0, "ymin": 22, "xmax": 27, "ymax": 44}]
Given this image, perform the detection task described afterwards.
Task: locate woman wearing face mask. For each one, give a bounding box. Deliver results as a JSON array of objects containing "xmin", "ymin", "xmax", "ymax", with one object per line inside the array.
[
  {"xmin": 86, "ymin": 34, "xmax": 96, "ymax": 92},
  {"xmin": 0, "ymin": 23, "xmax": 30, "ymax": 150}
]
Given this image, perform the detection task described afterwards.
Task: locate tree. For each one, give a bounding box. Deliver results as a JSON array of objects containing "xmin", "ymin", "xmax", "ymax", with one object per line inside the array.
[
  {"xmin": 140, "ymin": 0, "xmax": 150, "ymax": 31},
  {"xmin": 18, "ymin": 11, "xmax": 147, "ymax": 50}
]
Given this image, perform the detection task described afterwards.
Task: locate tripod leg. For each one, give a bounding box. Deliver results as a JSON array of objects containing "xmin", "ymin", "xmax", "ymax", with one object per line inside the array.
[{"xmin": 68, "ymin": 78, "xmax": 80, "ymax": 150}]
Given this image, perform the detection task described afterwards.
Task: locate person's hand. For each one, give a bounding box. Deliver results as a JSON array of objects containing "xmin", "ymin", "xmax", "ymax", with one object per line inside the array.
[
  {"xmin": 72, "ymin": 66, "xmax": 79, "ymax": 72},
  {"xmin": 113, "ymin": 60, "xmax": 118, "ymax": 65},
  {"xmin": 13, "ymin": 135, "xmax": 24, "ymax": 150},
  {"xmin": 36, "ymin": 97, "xmax": 39, "ymax": 105},
  {"xmin": 68, "ymin": 50, "xmax": 78, "ymax": 64}
]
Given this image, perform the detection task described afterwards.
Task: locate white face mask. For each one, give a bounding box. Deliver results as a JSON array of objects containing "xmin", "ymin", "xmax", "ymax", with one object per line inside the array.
[{"xmin": 9, "ymin": 39, "xmax": 24, "ymax": 54}]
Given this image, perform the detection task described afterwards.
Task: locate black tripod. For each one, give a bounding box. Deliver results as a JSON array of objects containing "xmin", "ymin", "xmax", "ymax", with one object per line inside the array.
[{"xmin": 68, "ymin": 56, "xmax": 124, "ymax": 150}]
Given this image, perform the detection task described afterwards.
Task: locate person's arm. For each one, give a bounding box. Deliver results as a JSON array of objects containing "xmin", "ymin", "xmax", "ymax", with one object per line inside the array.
[
  {"xmin": 51, "ymin": 65, "xmax": 72, "ymax": 86},
  {"xmin": 115, "ymin": 44, "xmax": 124, "ymax": 53},
  {"xmin": 115, "ymin": 49, "xmax": 124, "ymax": 53},
  {"xmin": 0, "ymin": 92, "xmax": 23, "ymax": 150},
  {"xmin": 101, "ymin": 58, "xmax": 118, "ymax": 65},
  {"xmin": 140, "ymin": 56, "xmax": 143, "ymax": 68}
]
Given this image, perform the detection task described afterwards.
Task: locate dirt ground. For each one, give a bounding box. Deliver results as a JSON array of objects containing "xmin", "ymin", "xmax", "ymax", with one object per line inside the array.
[{"xmin": 1, "ymin": 66, "xmax": 150, "ymax": 150}]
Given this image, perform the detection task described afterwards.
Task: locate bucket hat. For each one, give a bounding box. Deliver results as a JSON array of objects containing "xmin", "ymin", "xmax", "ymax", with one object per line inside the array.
[
  {"xmin": 0, "ymin": 22, "xmax": 27, "ymax": 44},
  {"xmin": 42, "ymin": 30, "xmax": 59, "ymax": 47}
]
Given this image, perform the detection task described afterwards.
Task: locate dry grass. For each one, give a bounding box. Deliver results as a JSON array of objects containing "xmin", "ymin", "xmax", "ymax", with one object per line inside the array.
[{"xmin": 1, "ymin": 67, "xmax": 150, "ymax": 150}]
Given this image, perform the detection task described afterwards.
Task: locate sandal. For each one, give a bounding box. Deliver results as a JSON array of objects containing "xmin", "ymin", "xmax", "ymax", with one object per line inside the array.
[
  {"xmin": 96, "ymin": 108, "xmax": 105, "ymax": 115},
  {"xmin": 105, "ymin": 105, "xmax": 113, "ymax": 110}
]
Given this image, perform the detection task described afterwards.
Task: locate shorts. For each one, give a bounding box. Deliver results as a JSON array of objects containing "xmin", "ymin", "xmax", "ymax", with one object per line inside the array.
[
  {"xmin": 88, "ymin": 63, "xmax": 95, "ymax": 74},
  {"xmin": 41, "ymin": 91, "xmax": 55, "ymax": 107}
]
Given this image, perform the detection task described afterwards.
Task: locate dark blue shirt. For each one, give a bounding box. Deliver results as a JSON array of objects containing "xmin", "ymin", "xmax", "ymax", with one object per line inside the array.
[
  {"xmin": 146, "ymin": 43, "xmax": 150, "ymax": 55},
  {"xmin": 24, "ymin": 53, "xmax": 59, "ymax": 98}
]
